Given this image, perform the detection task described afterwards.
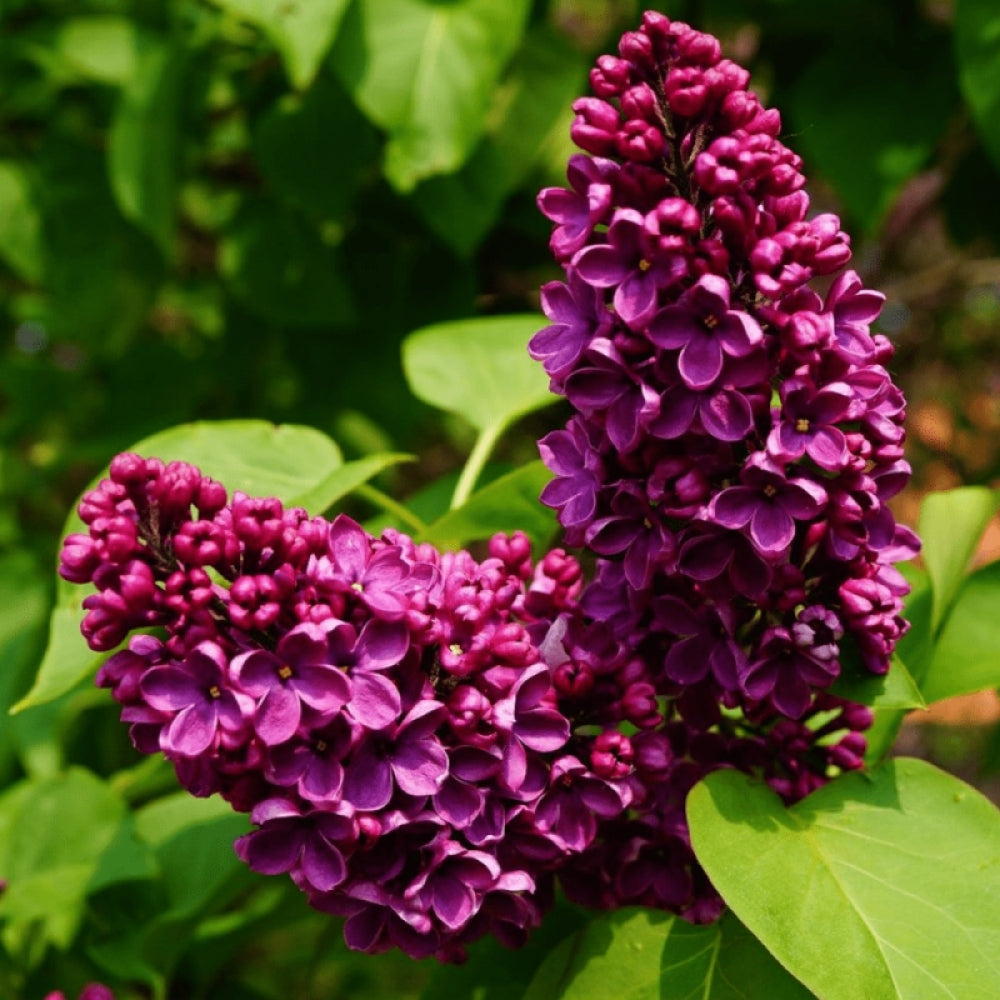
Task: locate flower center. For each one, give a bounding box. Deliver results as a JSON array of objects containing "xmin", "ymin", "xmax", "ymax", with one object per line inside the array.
[
  {"xmin": 350, "ymin": 581, "xmax": 364, "ymax": 592},
  {"xmin": 702, "ymin": 313, "xmax": 718, "ymax": 330},
  {"xmin": 278, "ymin": 664, "xmax": 294, "ymax": 681},
  {"xmin": 449, "ymin": 642, "xmax": 463, "ymax": 656},
  {"xmin": 763, "ymin": 484, "xmax": 777, "ymax": 498},
  {"xmin": 638, "ymin": 258, "xmax": 651, "ymax": 272},
  {"xmin": 208, "ymin": 684, "xmax": 221, "ymax": 699},
  {"xmin": 795, "ymin": 417, "xmax": 811, "ymax": 433},
  {"xmin": 314, "ymin": 738, "xmax": 328, "ymax": 753}
]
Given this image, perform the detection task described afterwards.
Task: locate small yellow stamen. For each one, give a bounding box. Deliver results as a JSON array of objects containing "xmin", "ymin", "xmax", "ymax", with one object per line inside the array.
[
  {"xmin": 314, "ymin": 739, "xmax": 328, "ymax": 753},
  {"xmin": 449, "ymin": 643, "xmax": 463, "ymax": 656},
  {"xmin": 795, "ymin": 417, "xmax": 810, "ymax": 433},
  {"xmin": 208, "ymin": 684, "xmax": 221, "ymax": 699},
  {"xmin": 638, "ymin": 258, "xmax": 651, "ymax": 272},
  {"xmin": 703, "ymin": 314, "xmax": 718, "ymax": 330},
  {"xmin": 763, "ymin": 484, "xmax": 777, "ymax": 498},
  {"xmin": 350, "ymin": 581, "xmax": 364, "ymax": 592},
  {"xmin": 278, "ymin": 664, "xmax": 293, "ymax": 681}
]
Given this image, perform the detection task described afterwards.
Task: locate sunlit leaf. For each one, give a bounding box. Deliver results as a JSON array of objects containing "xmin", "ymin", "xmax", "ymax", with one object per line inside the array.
[
  {"xmin": 212, "ymin": 0, "xmax": 351, "ymax": 89},
  {"xmin": 403, "ymin": 314, "xmax": 552, "ymax": 434},
  {"xmin": 523, "ymin": 908, "xmax": 812, "ymax": 1000},
  {"xmin": 292, "ymin": 452, "xmax": 414, "ymax": 516},
  {"xmin": 688, "ymin": 759, "xmax": 1000, "ymax": 1000},
  {"xmin": 918, "ymin": 485, "xmax": 998, "ymax": 634},
  {"xmin": 922, "ymin": 560, "xmax": 1000, "ymax": 702},
  {"xmin": 333, "ymin": 0, "xmax": 530, "ymax": 191},
  {"xmin": 53, "ymin": 16, "xmax": 146, "ymax": 85}
]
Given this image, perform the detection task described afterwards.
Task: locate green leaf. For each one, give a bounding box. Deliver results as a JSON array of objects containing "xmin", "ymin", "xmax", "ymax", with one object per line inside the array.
[
  {"xmin": 829, "ymin": 651, "xmax": 925, "ymax": 711},
  {"xmin": 291, "ymin": 452, "xmax": 414, "ymax": 516},
  {"xmin": 919, "ymin": 486, "xmax": 999, "ymax": 634},
  {"xmin": 220, "ymin": 199, "xmax": 355, "ymax": 326},
  {"xmin": 121, "ymin": 420, "xmax": 344, "ymax": 506},
  {"xmin": 255, "ymin": 71, "xmax": 378, "ymax": 222},
  {"xmin": 212, "ymin": 0, "xmax": 351, "ymax": 89},
  {"xmin": 687, "ymin": 759, "xmax": 1000, "ymax": 1000},
  {"xmin": 403, "ymin": 314, "xmax": 552, "ymax": 434},
  {"xmin": 956, "ymin": 0, "xmax": 1000, "ymax": 174},
  {"xmin": 419, "ymin": 462, "xmax": 556, "ymax": 554},
  {"xmin": 413, "ymin": 25, "xmax": 585, "ymax": 254},
  {"xmin": 16, "ymin": 421, "xmax": 343, "ymax": 713},
  {"xmin": 108, "ymin": 42, "xmax": 186, "ymax": 256},
  {"xmin": 333, "ymin": 0, "xmax": 530, "ymax": 191},
  {"xmin": 786, "ymin": 30, "xmax": 955, "ymax": 232},
  {"xmin": 922, "ymin": 560, "xmax": 1000, "ymax": 703},
  {"xmin": 52, "ymin": 16, "xmax": 146, "ymax": 86},
  {"xmin": 523, "ymin": 908, "xmax": 812, "ymax": 1000},
  {"xmin": 0, "ymin": 161, "xmax": 43, "ymax": 282},
  {"xmin": 0, "ymin": 768, "xmax": 150, "ymax": 959}
]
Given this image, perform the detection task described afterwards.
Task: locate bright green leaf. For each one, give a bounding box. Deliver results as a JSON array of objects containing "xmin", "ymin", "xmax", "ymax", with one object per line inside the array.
[
  {"xmin": 123, "ymin": 420, "xmax": 343, "ymax": 505},
  {"xmin": 414, "ymin": 24, "xmax": 584, "ymax": 254},
  {"xmin": 333, "ymin": 0, "xmax": 530, "ymax": 191},
  {"xmin": 0, "ymin": 161, "xmax": 43, "ymax": 282},
  {"xmin": 220, "ymin": 199, "xmax": 355, "ymax": 326},
  {"xmin": 955, "ymin": 0, "xmax": 1000, "ymax": 174},
  {"xmin": 922, "ymin": 560, "xmax": 1000, "ymax": 703},
  {"xmin": 919, "ymin": 485, "xmax": 998, "ymax": 634},
  {"xmin": 291, "ymin": 452, "xmax": 414, "ymax": 516},
  {"xmin": 419, "ymin": 462, "xmax": 556, "ymax": 553},
  {"xmin": 108, "ymin": 42, "xmax": 186, "ymax": 256},
  {"xmin": 53, "ymin": 16, "xmax": 146, "ymax": 85},
  {"xmin": 212, "ymin": 0, "xmax": 351, "ymax": 89},
  {"xmin": 523, "ymin": 908, "xmax": 811, "ymax": 1000},
  {"xmin": 403, "ymin": 314, "xmax": 552, "ymax": 434},
  {"xmin": 688, "ymin": 759, "xmax": 1000, "ymax": 1000}
]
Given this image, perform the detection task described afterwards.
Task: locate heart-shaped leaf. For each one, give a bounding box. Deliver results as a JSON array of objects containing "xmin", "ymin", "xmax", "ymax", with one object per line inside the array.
[{"xmin": 688, "ymin": 759, "xmax": 1000, "ymax": 1000}]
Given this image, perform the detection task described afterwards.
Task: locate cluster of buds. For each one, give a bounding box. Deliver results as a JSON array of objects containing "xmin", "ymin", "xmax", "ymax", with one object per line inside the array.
[
  {"xmin": 531, "ymin": 12, "xmax": 916, "ymax": 908},
  {"xmin": 61, "ymin": 455, "xmax": 635, "ymax": 960}
]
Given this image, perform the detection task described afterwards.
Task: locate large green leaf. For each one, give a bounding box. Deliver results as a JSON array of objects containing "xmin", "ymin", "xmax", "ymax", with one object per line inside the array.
[
  {"xmin": 922, "ymin": 560, "xmax": 1000, "ymax": 703},
  {"xmin": 688, "ymin": 759, "xmax": 1000, "ymax": 1000},
  {"xmin": 403, "ymin": 314, "xmax": 552, "ymax": 434},
  {"xmin": 956, "ymin": 0, "xmax": 1000, "ymax": 174},
  {"xmin": 413, "ymin": 24, "xmax": 584, "ymax": 255},
  {"xmin": 212, "ymin": 0, "xmax": 351, "ymax": 89},
  {"xmin": 919, "ymin": 485, "xmax": 998, "ymax": 634},
  {"xmin": 0, "ymin": 161, "xmax": 43, "ymax": 282},
  {"xmin": 523, "ymin": 908, "xmax": 812, "ymax": 1000},
  {"xmin": 16, "ymin": 421, "xmax": 344, "ymax": 712},
  {"xmin": 333, "ymin": 0, "xmax": 530, "ymax": 191},
  {"xmin": 108, "ymin": 42, "xmax": 186, "ymax": 257},
  {"xmin": 419, "ymin": 462, "xmax": 556, "ymax": 554}
]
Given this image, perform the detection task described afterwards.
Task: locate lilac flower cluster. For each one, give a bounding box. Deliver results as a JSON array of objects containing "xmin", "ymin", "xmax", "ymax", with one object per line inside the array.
[
  {"xmin": 531, "ymin": 12, "xmax": 917, "ymax": 911},
  {"xmin": 60, "ymin": 455, "xmax": 632, "ymax": 960}
]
